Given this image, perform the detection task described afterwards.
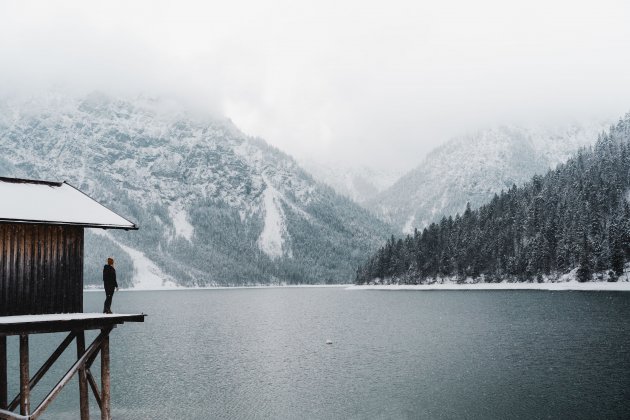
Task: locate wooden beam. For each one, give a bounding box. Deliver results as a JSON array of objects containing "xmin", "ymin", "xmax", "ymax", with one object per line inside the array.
[
  {"xmin": 0, "ymin": 337, "xmax": 6, "ymax": 410},
  {"xmin": 85, "ymin": 369, "xmax": 102, "ymax": 410},
  {"xmin": 0, "ymin": 314, "xmax": 145, "ymax": 336},
  {"xmin": 31, "ymin": 328, "xmax": 111, "ymax": 419},
  {"xmin": 83, "ymin": 337, "xmax": 103, "ymax": 411},
  {"xmin": 77, "ymin": 332, "xmax": 89, "ymax": 420},
  {"xmin": 100, "ymin": 331, "xmax": 110, "ymax": 420},
  {"xmin": 19, "ymin": 336, "xmax": 29, "ymax": 416},
  {"xmin": 0, "ymin": 407, "xmax": 29, "ymax": 420},
  {"xmin": 85, "ymin": 345, "xmax": 101, "ymax": 370},
  {"xmin": 8, "ymin": 332, "xmax": 76, "ymax": 411}
]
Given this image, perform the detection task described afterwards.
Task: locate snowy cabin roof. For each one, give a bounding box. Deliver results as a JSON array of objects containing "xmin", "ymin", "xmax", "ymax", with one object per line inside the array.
[{"xmin": 0, "ymin": 177, "xmax": 138, "ymax": 230}]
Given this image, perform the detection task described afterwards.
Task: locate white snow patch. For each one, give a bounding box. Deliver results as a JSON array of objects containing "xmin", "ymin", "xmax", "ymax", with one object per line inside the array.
[
  {"xmin": 169, "ymin": 205, "xmax": 194, "ymax": 241},
  {"xmin": 402, "ymin": 215, "xmax": 416, "ymax": 235},
  {"xmin": 257, "ymin": 184, "xmax": 292, "ymax": 260},
  {"xmin": 93, "ymin": 230, "xmax": 178, "ymax": 290},
  {"xmin": 118, "ymin": 244, "xmax": 178, "ymax": 290}
]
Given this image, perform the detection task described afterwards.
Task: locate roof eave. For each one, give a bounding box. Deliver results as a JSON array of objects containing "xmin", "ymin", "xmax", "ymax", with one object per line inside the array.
[
  {"xmin": 63, "ymin": 181, "xmax": 139, "ymax": 229},
  {"xmin": 0, "ymin": 219, "xmax": 139, "ymax": 230}
]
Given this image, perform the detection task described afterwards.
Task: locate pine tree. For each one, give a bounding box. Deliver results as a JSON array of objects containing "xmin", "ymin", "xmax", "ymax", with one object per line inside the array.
[
  {"xmin": 577, "ymin": 235, "xmax": 592, "ymax": 283},
  {"xmin": 609, "ymin": 215, "xmax": 625, "ymax": 276}
]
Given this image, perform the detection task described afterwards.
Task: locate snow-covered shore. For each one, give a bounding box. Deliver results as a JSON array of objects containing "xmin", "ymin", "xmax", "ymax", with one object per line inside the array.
[
  {"xmin": 346, "ymin": 281, "xmax": 630, "ymax": 292},
  {"xmin": 83, "ymin": 282, "xmax": 630, "ymax": 292},
  {"xmin": 84, "ymin": 284, "xmax": 351, "ymax": 292}
]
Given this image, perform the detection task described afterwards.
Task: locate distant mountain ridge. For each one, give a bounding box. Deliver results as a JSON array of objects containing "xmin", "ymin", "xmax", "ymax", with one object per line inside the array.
[
  {"xmin": 0, "ymin": 92, "xmax": 393, "ymax": 287},
  {"xmin": 300, "ymin": 160, "xmax": 402, "ymax": 204},
  {"xmin": 369, "ymin": 123, "xmax": 609, "ymax": 233}
]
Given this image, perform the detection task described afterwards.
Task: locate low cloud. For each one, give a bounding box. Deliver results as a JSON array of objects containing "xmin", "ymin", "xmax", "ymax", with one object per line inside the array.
[{"xmin": 1, "ymin": 0, "xmax": 629, "ymax": 169}]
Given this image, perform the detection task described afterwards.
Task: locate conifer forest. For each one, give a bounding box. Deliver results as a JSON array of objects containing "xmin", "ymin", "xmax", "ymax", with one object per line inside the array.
[{"xmin": 356, "ymin": 115, "xmax": 630, "ymax": 284}]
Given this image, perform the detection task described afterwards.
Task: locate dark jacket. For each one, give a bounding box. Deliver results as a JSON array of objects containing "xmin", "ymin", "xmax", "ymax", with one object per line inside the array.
[{"xmin": 103, "ymin": 264, "xmax": 118, "ymax": 293}]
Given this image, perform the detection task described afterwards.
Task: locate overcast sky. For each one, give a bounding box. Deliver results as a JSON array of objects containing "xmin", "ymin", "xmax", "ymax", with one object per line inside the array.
[{"xmin": 1, "ymin": 0, "xmax": 630, "ymax": 169}]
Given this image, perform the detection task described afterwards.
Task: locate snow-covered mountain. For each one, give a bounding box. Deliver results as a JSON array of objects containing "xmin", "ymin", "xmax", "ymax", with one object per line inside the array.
[
  {"xmin": 369, "ymin": 123, "xmax": 609, "ymax": 233},
  {"xmin": 0, "ymin": 92, "xmax": 392, "ymax": 287},
  {"xmin": 300, "ymin": 159, "xmax": 402, "ymax": 204}
]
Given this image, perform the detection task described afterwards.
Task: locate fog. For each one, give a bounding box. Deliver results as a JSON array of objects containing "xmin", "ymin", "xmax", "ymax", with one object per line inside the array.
[{"xmin": 1, "ymin": 0, "xmax": 629, "ymax": 169}]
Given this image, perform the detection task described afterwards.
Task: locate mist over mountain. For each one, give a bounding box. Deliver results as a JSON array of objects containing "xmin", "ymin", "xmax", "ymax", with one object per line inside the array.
[
  {"xmin": 0, "ymin": 92, "xmax": 392, "ymax": 287},
  {"xmin": 369, "ymin": 123, "xmax": 609, "ymax": 233},
  {"xmin": 300, "ymin": 159, "xmax": 402, "ymax": 204}
]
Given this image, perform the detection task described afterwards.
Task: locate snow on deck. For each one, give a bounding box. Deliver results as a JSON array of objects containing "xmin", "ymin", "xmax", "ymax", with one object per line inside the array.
[
  {"xmin": 0, "ymin": 179, "xmax": 135, "ymax": 228},
  {"xmin": 0, "ymin": 312, "xmax": 142, "ymax": 324}
]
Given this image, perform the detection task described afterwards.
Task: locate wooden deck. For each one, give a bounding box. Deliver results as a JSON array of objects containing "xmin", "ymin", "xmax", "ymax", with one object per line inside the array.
[
  {"xmin": 0, "ymin": 313, "xmax": 146, "ymax": 336},
  {"xmin": 0, "ymin": 313, "xmax": 146, "ymax": 420}
]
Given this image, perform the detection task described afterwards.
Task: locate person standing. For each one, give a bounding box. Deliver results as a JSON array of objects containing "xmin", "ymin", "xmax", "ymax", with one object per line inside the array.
[{"xmin": 103, "ymin": 257, "xmax": 118, "ymax": 314}]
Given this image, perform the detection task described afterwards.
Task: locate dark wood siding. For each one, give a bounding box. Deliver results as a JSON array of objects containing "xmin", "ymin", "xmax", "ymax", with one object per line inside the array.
[{"xmin": 0, "ymin": 224, "xmax": 83, "ymax": 316}]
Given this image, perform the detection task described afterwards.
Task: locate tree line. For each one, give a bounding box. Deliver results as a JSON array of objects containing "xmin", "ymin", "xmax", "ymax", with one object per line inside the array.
[{"xmin": 356, "ymin": 115, "xmax": 630, "ymax": 284}]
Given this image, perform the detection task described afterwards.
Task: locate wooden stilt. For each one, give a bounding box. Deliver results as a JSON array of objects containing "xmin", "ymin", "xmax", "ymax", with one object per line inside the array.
[
  {"xmin": 77, "ymin": 331, "xmax": 89, "ymax": 420},
  {"xmin": 8, "ymin": 332, "xmax": 76, "ymax": 412},
  {"xmin": 30, "ymin": 328, "xmax": 111, "ymax": 419},
  {"xmin": 100, "ymin": 331, "xmax": 110, "ymax": 420},
  {"xmin": 0, "ymin": 336, "xmax": 6, "ymax": 410},
  {"xmin": 19, "ymin": 336, "xmax": 29, "ymax": 416}
]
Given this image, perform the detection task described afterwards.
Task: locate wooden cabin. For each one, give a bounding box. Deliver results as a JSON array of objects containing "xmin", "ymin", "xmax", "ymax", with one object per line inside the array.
[
  {"xmin": 0, "ymin": 176, "xmax": 143, "ymax": 420},
  {"xmin": 0, "ymin": 176, "xmax": 137, "ymax": 316}
]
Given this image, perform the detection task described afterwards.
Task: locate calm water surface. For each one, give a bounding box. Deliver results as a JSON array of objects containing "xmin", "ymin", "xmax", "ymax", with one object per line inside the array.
[{"xmin": 5, "ymin": 288, "xmax": 630, "ymax": 419}]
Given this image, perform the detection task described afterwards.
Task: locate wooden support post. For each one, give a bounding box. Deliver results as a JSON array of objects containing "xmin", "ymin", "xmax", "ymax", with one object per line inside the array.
[
  {"xmin": 100, "ymin": 331, "xmax": 110, "ymax": 420},
  {"xmin": 0, "ymin": 336, "xmax": 7, "ymax": 410},
  {"xmin": 8, "ymin": 332, "xmax": 76, "ymax": 412},
  {"xmin": 77, "ymin": 331, "xmax": 89, "ymax": 420},
  {"xmin": 19, "ymin": 335, "xmax": 29, "ymax": 416},
  {"xmin": 30, "ymin": 327, "xmax": 111, "ymax": 419}
]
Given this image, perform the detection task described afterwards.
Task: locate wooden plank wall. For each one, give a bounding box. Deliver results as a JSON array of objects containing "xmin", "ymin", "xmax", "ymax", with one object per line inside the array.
[{"xmin": 0, "ymin": 224, "xmax": 84, "ymax": 316}]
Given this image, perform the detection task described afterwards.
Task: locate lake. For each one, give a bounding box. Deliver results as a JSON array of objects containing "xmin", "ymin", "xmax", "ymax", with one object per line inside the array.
[{"xmin": 4, "ymin": 288, "xmax": 630, "ymax": 419}]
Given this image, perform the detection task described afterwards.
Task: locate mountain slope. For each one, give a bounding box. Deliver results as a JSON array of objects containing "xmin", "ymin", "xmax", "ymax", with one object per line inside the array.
[
  {"xmin": 300, "ymin": 160, "xmax": 402, "ymax": 204},
  {"xmin": 0, "ymin": 92, "xmax": 392, "ymax": 287},
  {"xmin": 369, "ymin": 123, "xmax": 608, "ymax": 233},
  {"xmin": 357, "ymin": 114, "xmax": 630, "ymax": 284}
]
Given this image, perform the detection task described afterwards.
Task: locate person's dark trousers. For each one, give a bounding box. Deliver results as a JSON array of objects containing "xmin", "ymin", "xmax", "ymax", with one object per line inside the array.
[{"xmin": 103, "ymin": 290, "xmax": 115, "ymax": 313}]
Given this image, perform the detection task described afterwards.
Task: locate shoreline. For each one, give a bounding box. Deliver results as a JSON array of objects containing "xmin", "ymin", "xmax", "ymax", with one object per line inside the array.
[
  {"xmin": 346, "ymin": 281, "xmax": 630, "ymax": 292},
  {"xmin": 84, "ymin": 284, "xmax": 352, "ymax": 292},
  {"xmin": 81, "ymin": 281, "xmax": 630, "ymax": 292}
]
